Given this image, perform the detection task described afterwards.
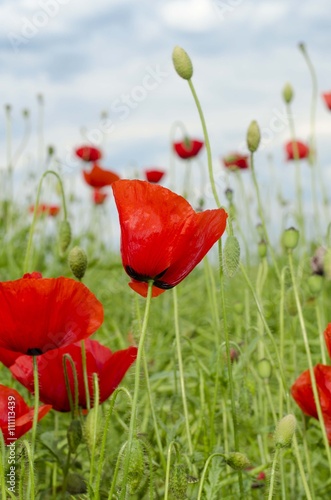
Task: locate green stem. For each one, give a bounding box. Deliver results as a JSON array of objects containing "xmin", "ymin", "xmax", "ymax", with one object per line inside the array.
[
  {"xmin": 197, "ymin": 453, "xmax": 226, "ymax": 499},
  {"xmin": 164, "ymin": 441, "xmax": 180, "ymax": 500},
  {"xmin": 81, "ymin": 340, "xmax": 91, "ymax": 412},
  {"xmin": 288, "ymin": 250, "xmax": 331, "ymax": 472},
  {"xmin": 119, "ymin": 281, "xmax": 153, "ymax": 498},
  {"xmin": 292, "ymin": 434, "xmax": 313, "ymax": 500},
  {"xmin": 268, "ymin": 447, "xmax": 280, "ymax": 500},
  {"xmin": 23, "ymin": 440, "xmax": 35, "ymax": 500},
  {"xmin": 23, "ymin": 169, "xmax": 68, "ymax": 274},
  {"xmin": 187, "ymin": 79, "xmax": 222, "ymax": 209},
  {"xmin": 89, "ymin": 373, "xmax": 100, "ymax": 486},
  {"xmin": 173, "ymin": 287, "xmax": 193, "ymax": 455}
]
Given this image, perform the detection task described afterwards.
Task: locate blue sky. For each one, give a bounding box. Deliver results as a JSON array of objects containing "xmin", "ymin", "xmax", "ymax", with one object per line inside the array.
[{"xmin": 0, "ymin": 0, "xmax": 331, "ymax": 241}]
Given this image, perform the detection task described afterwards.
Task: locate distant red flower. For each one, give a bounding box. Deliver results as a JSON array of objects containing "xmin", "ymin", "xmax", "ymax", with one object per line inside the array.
[
  {"xmin": 11, "ymin": 340, "xmax": 137, "ymax": 412},
  {"xmin": 145, "ymin": 169, "xmax": 165, "ymax": 183},
  {"xmin": 93, "ymin": 189, "xmax": 108, "ymax": 205},
  {"xmin": 291, "ymin": 323, "xmax": 331, "ymax": 444},
  {"xmin": 29, "ymin": 204, "xmax": 60, "ymax": 217},
  {"xmin": 173, "ymin": 138, "xmax": 204, "ymax": 159},
  {"xmin": 112, "ymin": 180, "xmax": 228, "ymax": 298},
  {"xmin": 0, "ymin": 273, "xmax": 103, "ymax": 356},
  {"xmin": 322, "ymin": 92, "xmax": 331, "ymax": 110},
  {"xmin": 222, "ymin": 153, "xmax": 249, "ymax": 170},
  {"xmin": 83, "ymin": 164, "xmax": 120, "ymax": 188},
  {"xmin": 0, "ymin": 385, "xmax": 51, "ymax": 445},
  {"xmin": 285, "ymin": 141, "xmax": 309, "ymax": 160},
  {"xmin": 75, "ymin": 146, "xmax": 102, "ymax": 162}
]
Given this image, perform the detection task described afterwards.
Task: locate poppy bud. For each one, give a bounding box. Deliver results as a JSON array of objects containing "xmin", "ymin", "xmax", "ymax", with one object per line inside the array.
[
  {"xmin": 169, "ymin": 464, "xmax": 188, "ymax": 499},
  {"xmin": 48, "ymin": 145, "xmax": 55, "ymax": 157},
  {"xmin": 223, "ymin": 235, "xmax": 240, "ymax": 278},
  {"xmin": 67, "ymin": 419, "xmax": 83, "ymax": 454},
  {"xmin": 233, "ymin": 302, "xmax": 244, "ymax": 315},
  {"xmin": 84, "ymin": 407, "xmax": 103, "ymax": 451},
  {"xmin": 66, "ymin": 473, "xmax": 87, "ymax": 494},
  {"xmin": 307, "ymin": 274, "xmax": 323, "ymax": 296},
  {"xmin": 282, "ymin": 83, "xmax": 294, "ymax": 104},
  {"xmin": 172, "ymin": 46, "xmax": 193, "ymax": 80},
  {"xmin": 258, "ymin": 240, "xmax": 267, "ymax": 259},
  {"xmin": 68, "ymin": 246, "xmax": 87, "ymax": 280},
  {"xmin": 224, "ymin": 452, "xmax": 250, "ymax": 471},
  {"xmin": 257, "ymin": 358, "xmax": 272, "ymax": 380},
  {"xmin": 59, "ymin": 220, "xmax": 72, "ymax": 255},
  {"xmin": 246, "ymin": 120, "xmax": 261, "ymax": 153},
  {"xmin": 282, "ymin": 227, "xmax": 299, "ymax": 250},
  {"xmin": 225, "ymin": 188, "xmax": 234, "ymax": 202},
  {"xmin": 121, "ymin": 438, "xmax": 145, "ymax": 494},
  {"xmin": 274, "ymin": 414, "xmax": 297, "ymax": 448}
]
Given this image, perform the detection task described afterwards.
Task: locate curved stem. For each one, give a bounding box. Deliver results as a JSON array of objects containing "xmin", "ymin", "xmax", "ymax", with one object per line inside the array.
[
  {"xmin": 31, "ymin": 356, "xmax": 39, "ymax": 458},
  {"xmin": 81, "ymin": 340, "xmax": 90, "ymax": 412},
  {"xmin": 23, "ymin": 169, "xmax": 68, "ymax": 274}
]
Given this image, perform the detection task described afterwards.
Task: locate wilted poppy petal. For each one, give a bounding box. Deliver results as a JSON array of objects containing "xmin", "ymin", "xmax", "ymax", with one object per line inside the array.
[{"xmin": 0, "ymin": 275, "xmax": 103, "ymax": 355}]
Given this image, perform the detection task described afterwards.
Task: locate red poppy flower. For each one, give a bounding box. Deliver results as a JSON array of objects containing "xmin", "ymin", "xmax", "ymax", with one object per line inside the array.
[
  {"xmin": 75, "ymin": 146, "xmax": 102, "ymax": 162},
  {"xmin": 83, "ymin": 164, "xmax": 120, "ymax": 188},
  {"xmin": 222, "ymin": 153, "xmax": 249, "ymax": 170},
  {"xmin": 285, "ymin": 141, "xmax": 310, "ymax": 160},
  {"xmin": 0, "ymin": 347, "xmax": 20, "ymax": 368},
  {"xmin": 291, "ymin": 323, "xmax": 331, "ymax": 444},
  {"xmin": 10, "ymin": 340, "xmax": 137, "ymax": 412},
  {"xmin": 93, "ymin": 189, "xmax": 108, "ymax": 205},
  {"xmin": 112, "ymin": 180, "xmax": 228, "ymax": 298},
  {"xmin": 322, "ymin": 92, "xmax": 331, "ymax": 110},
  {"xmin": 145, "ymin": 169, "xmax": 165, "ymax": 183},
  {"xmin": 0, "ymin": 385, "xmax": 51, "ymax": 445},
  {"xmin": 29, "ymin": 204, "xmax": 60, "ymax": 217},
  {"xmin": 173, "ymin": 138, "xmax": 204, "ymax": 159},
  {"xmin": 0, "ymin": 273, "xmax": 103, "ymax": 356}
]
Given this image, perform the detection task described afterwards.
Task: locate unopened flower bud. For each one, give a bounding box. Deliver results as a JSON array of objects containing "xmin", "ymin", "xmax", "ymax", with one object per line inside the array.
[
  {"xmin": 274, "ymin": 414, "xmax": 297, "ymax": 448},
  {"xmin": 48, "ymin": 145, "xmax": 55, "ymax": 157},
  {"xmin": 257, "ymin": 358, "xmax": 272, "ymax": 380},
  {"xmin": 258, "ymin": 240, "xmax": 267, "ymax": 258},
  {"xmin": 225, "ymin": 188, "xmax": 234, "ymax": 202},
  {"xmin": 68, "ymin": 246, "xmax": 87, "ymax": 280},
  {"xmin": 59, "ymin": 220, "xmax": 71, "ymax": 255},
  {"xmin": 169, "ymin": 464, "xmax": 188, "ymax": 499},
  {"xmin": 307, "ymin": 274, "xmax": 323, "ymax": 296},
  {"xmin": 233, "ymin": 302, "xmax": 244, "ymax": 315},
  {"xmin": 120, "ymin": 438, "xmax": 146, "ymax": 494},
  {"xmin": 84, "ymin": 407, "xmax": 103, "ymax": 451},
  {"xmin": 247, "ymin": 120, "xmax": 261, "ymax": 153},
  {"xmin": 67, "ymin": 419, "xmax": 83, "ymax": 454},
  {"xmin": 223, "ymin": 235, "xmax": 240, "ymax": 278},
  {"xmin": 172, "ymin": 46, "xmax": 193, "ymax": 80},
  {"xmin": 282, "ymin": 227, "xmax": 299, "ymax": 250},
  {"xmin": 224, "ymin": 452, "xmax": 250, "ymax": 471},
  {"xmin": 282, "ymin": 83, "xmax": 294, "ymax": 104}
]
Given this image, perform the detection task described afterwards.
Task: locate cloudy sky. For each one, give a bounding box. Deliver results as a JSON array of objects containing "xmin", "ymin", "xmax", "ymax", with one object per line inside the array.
[{"xmin": 0, "ymin": 0, "xmax": 331, "ymax": 240}]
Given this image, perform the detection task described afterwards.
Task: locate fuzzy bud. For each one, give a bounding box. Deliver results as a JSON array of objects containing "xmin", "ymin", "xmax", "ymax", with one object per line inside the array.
[
  {"xmin": 274, "ymin": 414, "xmax": 297, "ymax": 448},
  {"xmin": 68, "ymin": 246, "xmax": 87, "ymax": 280},
  {"xmin": 258, "ymin": 240, "xmax": 267, "ymax": 259},
  {"xmin": 257, "ymin": 358, "xmax": 272, "ymax": 380},
  {"xmin": 83, "ymin": 407, "xmax": 103, "ymax": 452},
  {"xmin": 282, "ymin": 83, "xmax": 294, "ymax": 104},
  {"xmin": 307, "ymin": 274, "xmax": 323, "ymax": 296},
  {"xmin": 282, "ymin": 227, "xmax": 299, "ymax": 250},
  {"xmin": 224, "ymin": 452, "xmax": 250, "ymax": 471},
  {"xmin": 67, "ymin": 419, "xmax": 83, "ymax": 454},
  {"xmin": 246, "ymin": 120, "xmax": 261, "ymax": 153},
  {"xmin": 169, "ymin": 464, "xmax": 188, "ymax": 499},
  {"xmin": 172, "ymin": 46, "xmax": 193, "ymax": 80},
  {"xmin": 59, "ymin": 220, "xmax": 72, "ymax": 255},
  {"xmin": 223, "ymin": 235, "xmax": 241, "ymax": 277},
  {"xmin": 120, "ymin": 438, "xmax": 145, "ymax": 494}
]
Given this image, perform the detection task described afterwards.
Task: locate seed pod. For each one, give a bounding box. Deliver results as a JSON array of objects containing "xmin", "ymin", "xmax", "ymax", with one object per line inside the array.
[
  {"xmin": 275, "ymin": 414, "xmax": 297, "ymax": 448},
  {"xmin": 68, "ymin": 246, "xmax": 87, "ymax": 280},
  {"xmin": 258, "ymin": 240, "xmax": 267, "ymax": 259},
  {"xmin": 257, "ymin": 358, "xmax": 272, "ymax": 380},
  {"xmin": 307, "ymin": 274, "xmax": 323, "ymax": 296},
  {"xmin": 59, "ymin": 219, "xmax": 71, "ymax": 255},
  {"xmin": 282, "ymin": 227, "xmax": 299, "ymax": 250},
  {"xmin": 223, "ymin": 235, "xmax": 240, "ymax": 277},
  {"xmin": 172, "ymin": 46, "xmax": 193, "ymax": 80},
  {"xmin": 282, "ymin": 83, "xmax": 294, "ymax": 104}
]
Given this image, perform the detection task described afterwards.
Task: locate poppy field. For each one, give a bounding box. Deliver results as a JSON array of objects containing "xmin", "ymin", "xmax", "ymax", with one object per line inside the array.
[{"xmin": 1, "ymin": 42, "xmax": 331, "ymax": 500}]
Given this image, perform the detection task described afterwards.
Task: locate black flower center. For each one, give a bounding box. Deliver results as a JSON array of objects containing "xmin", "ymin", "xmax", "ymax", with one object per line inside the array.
[
  {"xmin": 125, "ymin": 266, "xmax": 174, "ymax": 290},
  {"xmin": 27, "ymin": 347, "xmax": 43, "ymax": 356}
]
